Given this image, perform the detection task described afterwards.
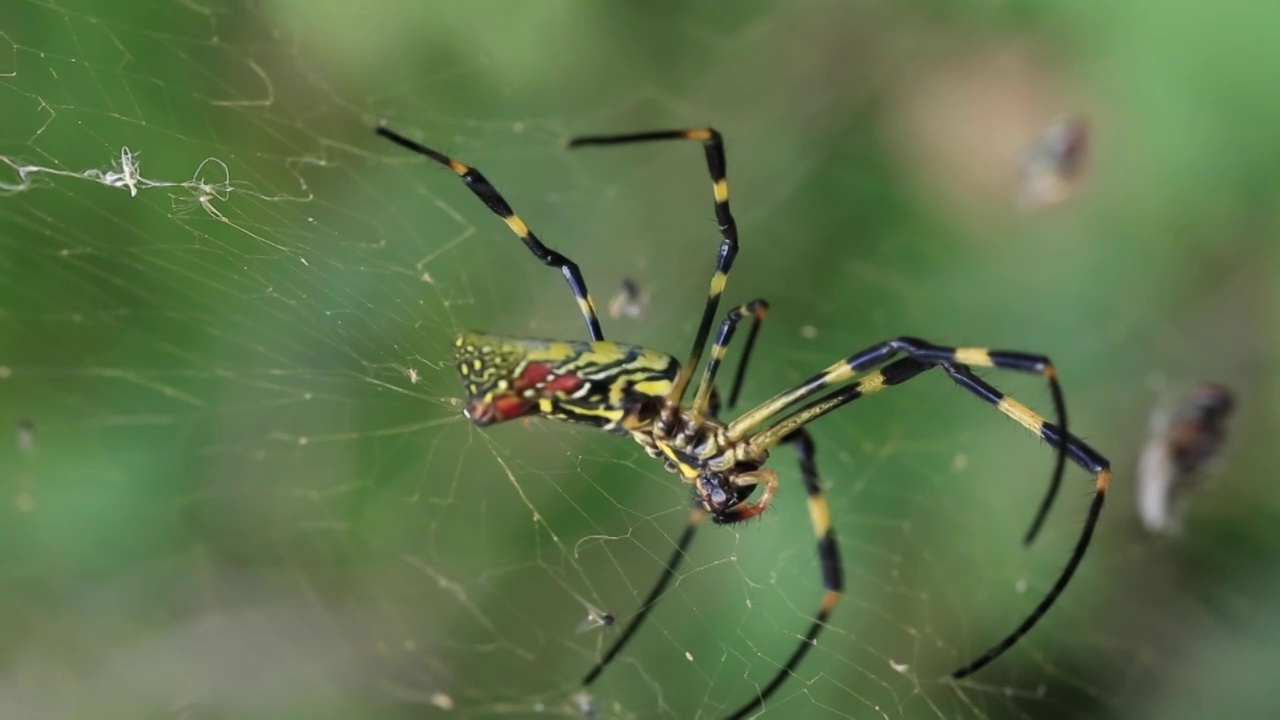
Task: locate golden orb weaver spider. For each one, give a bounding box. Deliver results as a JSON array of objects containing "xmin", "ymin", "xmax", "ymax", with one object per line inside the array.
[{"xmin": 376, "ymin": 124, "xmax": 1112, "ymax": 719}]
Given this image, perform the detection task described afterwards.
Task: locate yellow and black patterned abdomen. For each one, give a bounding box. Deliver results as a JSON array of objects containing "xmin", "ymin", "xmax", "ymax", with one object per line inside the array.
[{"xmin": 454, "ymin": 331, "xmax": 680, "ymax": 430}]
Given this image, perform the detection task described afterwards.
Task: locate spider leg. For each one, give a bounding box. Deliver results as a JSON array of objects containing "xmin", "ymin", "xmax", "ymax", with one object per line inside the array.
[
  {"xmin": 721, "ymin": 428, "xmax": 841, "ymax": 720},
  {"xmin": 938, "ymin": 363, "xmax": 1109, "ymax": 679},
  {"xmin": 580, "ymin": 510, "xmax": 706, "ymax": 688},
  {"xmin": 691, "ymin": 299, "xmax": 769, "ymax": 418},
  {"xmin": 731, "ymin": 337, "xmax": 1071, "ymax": 545},
  {"xmin": 742, "ymin": 355, "xmax": 1109, "ymax": 681},
  {"xmin": 707, "ymin": 386, "xmax": 724, "ymax": 420},
  {"xmin": 703, "ymin": 298, "xmax": 770, "ymax": 419},
  {"xmin": 579, "ymin": 300, "xmax": 765, "ymax": 699},
  {"xmin": 569, "ymin": 129, "xmax": 739, "ymax": 410},
  {"xmin": 377, "ymin": 126, "xmax": 604, "ymax": 340},
  {"xmin": 725, "ymin": 299, "xmax": 767, "ymax": 411}
]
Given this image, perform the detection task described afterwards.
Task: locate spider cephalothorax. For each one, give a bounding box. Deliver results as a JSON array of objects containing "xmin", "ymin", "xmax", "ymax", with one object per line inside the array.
[
  {"xmin": 382, "ymin": 123, "xmax": 1112, "ymax": 720},
  {"xmin": 644, "ymin": 411, "xmax": 775, "ymax": 521}
]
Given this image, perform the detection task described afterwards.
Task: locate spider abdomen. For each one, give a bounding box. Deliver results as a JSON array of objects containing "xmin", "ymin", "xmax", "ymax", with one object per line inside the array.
[{"xmin": 454, "ymin": 331, "xmax": 680, "ymax": 429}]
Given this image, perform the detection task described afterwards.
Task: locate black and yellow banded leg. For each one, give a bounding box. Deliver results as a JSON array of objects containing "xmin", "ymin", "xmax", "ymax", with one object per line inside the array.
[
  {"xmin": 747, "ymin": 358, "xmax": 933, "ymax": 450},
  {"xmin": 691, "ymin": 299, "xmax": 769, "ymax": 418},
  {"xmin": 938, "ymin": 361, "xmax": 1105, "ymax": 480},
  {"xmin": 569, "ymin": 128, "xmax": 739, "ymax": 406},
  {"xmin": 725, "ymin": 297, "xmax": 767, "ymax": 411},
  {"xmin": 702, "ymin": 300, "xmax": 769, "ymax": 420},
  {"xmin": 377, "ymin": 126, "xmax": 605, "ymax": 341},
  {"xmin": 881, "ymin": 343, "xmax": 1068, "ymax": 545},
  {"xmin": 581, "ymin": 510, "xmax": 707, "ymax": 689},
  {"xmin": 938, "ymin": 361, "xmax": 1110, "ymax": 680},
  {"xmin": 722, "ymin": 428, "xmax": 843, "ymax": 720},
  {"xmin": 580, "ymin": 322, "xmax": 766, "ymax": 699},
  {"xmin": 743, "ymin": 357, "xmax": 1109, "ymax": 682},
  {"xmin": 722, "ymin": 361, "xmax": 926, "ymax": 715},
  {"xmin": 730, "ymin": 337, "xmax": 1069, "ymax": 545}
]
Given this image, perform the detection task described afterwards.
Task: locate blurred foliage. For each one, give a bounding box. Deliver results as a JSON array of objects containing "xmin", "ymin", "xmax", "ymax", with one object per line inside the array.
[{"xmin": 1, "ymin": 1, "xmax": 1277, "ymax": 719}]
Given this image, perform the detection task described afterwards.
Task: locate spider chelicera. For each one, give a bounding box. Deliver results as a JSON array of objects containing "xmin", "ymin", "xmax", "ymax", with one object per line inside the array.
[{"xmin": 376, "ymin": 124, "xmax": 1112, "ymax": 719}]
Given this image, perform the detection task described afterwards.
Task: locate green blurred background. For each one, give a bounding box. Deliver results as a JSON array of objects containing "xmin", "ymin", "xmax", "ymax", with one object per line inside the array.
[{"xmin": 1, "ymin": 1, "xmax": 1277, "ymax": 718}]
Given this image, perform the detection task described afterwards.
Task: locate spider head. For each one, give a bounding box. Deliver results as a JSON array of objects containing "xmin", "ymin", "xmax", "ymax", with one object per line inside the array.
[{"xmin": 696, "ymin": 471, "xmax": 756, "ymax": 519}]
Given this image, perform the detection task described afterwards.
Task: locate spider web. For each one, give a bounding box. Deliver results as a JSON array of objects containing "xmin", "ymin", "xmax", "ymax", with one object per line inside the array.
[{"xmin": 2, "ymin": 2, "xmax": 1279, "ymax": 719}]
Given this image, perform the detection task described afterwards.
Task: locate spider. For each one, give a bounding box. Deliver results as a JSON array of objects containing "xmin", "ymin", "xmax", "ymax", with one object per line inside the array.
[{"xmin": 377, "ymin": 124, "xmax": 1112, "ymax": 719}]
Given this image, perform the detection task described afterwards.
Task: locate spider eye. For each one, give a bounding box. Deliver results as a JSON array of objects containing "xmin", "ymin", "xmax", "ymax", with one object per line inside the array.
[{"xmin": 698, "ymin": 473, "xmax": 737, "ymax": 514}]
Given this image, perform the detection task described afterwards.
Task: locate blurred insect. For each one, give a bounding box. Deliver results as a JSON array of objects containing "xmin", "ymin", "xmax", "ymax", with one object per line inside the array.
[
  {"xmin": 1018, "ymin": 115, "xmax": 1090, "ymax": 211},
  {"xmin": 572, "ymin": 690, "xmax": 597, "ymax": 720},
  {"xmin": 16, "ymin": 418, "xmax": 36, "ymax": 455},
  {"xmin": 607, "ymin": 277, "xmax": 649, "ymax": 319},
  {"xmin": 1137, "ymin": 382, "xmax": 1235, "ymax": 535},
  {"xmin": 378, "ymin": 124, "xmax": 1111, "ymax": 719}
]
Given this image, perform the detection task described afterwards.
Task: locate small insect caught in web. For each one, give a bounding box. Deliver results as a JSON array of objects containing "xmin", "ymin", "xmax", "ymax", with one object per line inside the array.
[
  {"xmin": 607, "ymin": 278, "xmax": 649, "ymax": 320},
  {"xmin": 1137, "ymin": 382, "xmax": 1236, "ymax": 535},
  {"xmin": 1017, "ymin": 115, "xmax": 1090, "ymax": 212},
  {"xmin": 572, "ymin": 690, "xmax": 597, "ymax": 719},
  {"xmin": 569, "ymin": 590, "xmax": 615, "ymax": 634}
]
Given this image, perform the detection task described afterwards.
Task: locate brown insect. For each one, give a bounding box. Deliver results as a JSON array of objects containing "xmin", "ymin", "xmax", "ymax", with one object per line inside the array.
[{"xmin": 1137, "ymin": 382, "xmax": 1236, "ymax": 534}]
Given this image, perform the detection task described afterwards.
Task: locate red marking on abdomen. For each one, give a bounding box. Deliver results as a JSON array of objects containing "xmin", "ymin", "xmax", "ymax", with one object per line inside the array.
[
  {"xmin": 544, "ymin": 373, "xmax": 584, "ymax": 395},
  {"xmin": 513, "ymin": 362, "xmax": 584, "ymax": 398},
  {"xmin": 493, "ymin": 394, "xmax": 535, "ymax": 421},
  {"xmin": 513, "ymin": 362, "xmax": 554, "ymax": 391}
]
